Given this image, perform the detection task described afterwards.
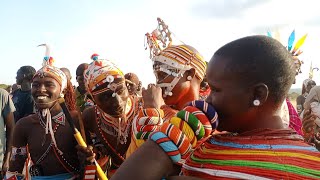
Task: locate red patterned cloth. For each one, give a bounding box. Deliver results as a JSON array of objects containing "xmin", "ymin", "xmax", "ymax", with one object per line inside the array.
[{"xmin": 286, "ymin": 98, "xmax": 303, "ymax": 135}]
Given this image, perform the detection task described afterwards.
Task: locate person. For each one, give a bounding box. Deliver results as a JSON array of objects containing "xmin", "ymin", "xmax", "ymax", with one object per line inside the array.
[
  {"xmin": 297, "ymin": 79, "xmax": 316, "ymax": 115},
  {"xmin": 78, "ymin": 54, "xmax": 140, "ymax": 178},
  {"xmin": 14, "ymin": 65, "xmax": 36, "ymax": 122},
  {"xmin": 0, "ymin": 88, "xmax": 15, "ymax": 178},
  {"xmin": 111, "ymin": 35, "xmax": 320, "ymax": 179},
  {"xmin": 124, "ymin": 73, "xmax": 142, "ymax": 97},
  {"xmin": 302, "ymin": 86, "xmax": 320, "ymax": 150},
  {"xmin": 60, "ymin": 67, "xmax": 77, "ymax": 112},
  {"xmin": 60, "ymin": 67, "xmax": 72, "ymax": 81},
  {"xmin": 125, "ymin": 18, "xmax": 208, "ymax": 157},
  {"xmin": 75, "ymin": 63, "xmax": 93, "ymax": 112},
  {"xmin": 10, "ymin": 84, "xmax": 20, "ymax": 100},
  {"xmin": 6, "ymin": 45, "xmax": 81, "ymax": 180},
  {"xmin": 199, "ymin": 67, "xmax": 211, "ymax": 101}
]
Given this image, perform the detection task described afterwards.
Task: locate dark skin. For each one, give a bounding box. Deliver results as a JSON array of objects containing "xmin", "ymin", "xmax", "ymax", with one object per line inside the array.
[
  {"xmin": 151, "ymin": 61, "xmax": 200, "ymax": 110},
  {"xmin": 78, "ymin": 80, "xmax": 133, "ymax": 171},
  {"xmin": 111, "ymin": 55, "xmax": 285, "ymax": 180},
  {"xmin": 9, "ymin": 76, "xmax": 80, "ymax": 175},
  {"xmin": 16, "ymin": 69, "xmax": 31, "ymax": 91},
  {"xmin": 296, "ymin": 80, "xmax": 316, "ymax": 114},
  {"xmin": 76, "ymin": 64, "xmax": 88, "ymax": 95},
  {"xmin": 302, "ymin": 109, "xmax": 320, "ymax": 150}
]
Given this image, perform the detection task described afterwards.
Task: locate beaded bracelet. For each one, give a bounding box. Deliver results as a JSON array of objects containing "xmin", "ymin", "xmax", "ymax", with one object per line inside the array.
[
  {"xmin": 160, "ymin": 122, "xmax": 192, "ymax": 158},
  {"xmin": 169, "ymin": 117, "xmax": 197, "ymax": 147},
  {"xmin": 188, "ymin": 100, "xmax": 219, "ymax": 129},
  {"xmin": 149, "ymin": 131, "xmax": 181, "ymax": 163},
  {"xmin": 184, "ymin": 106, "xmax": 212, "ymax": 136},
  {"xmin": 177, "ymin": 110, "xmax": 205, "ymax": 139}
]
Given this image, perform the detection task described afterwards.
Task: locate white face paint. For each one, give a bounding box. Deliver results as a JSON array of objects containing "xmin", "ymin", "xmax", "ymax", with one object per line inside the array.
[{"xmin": 310, "ymin": 102, "xmax": 320, "ymax": 127}]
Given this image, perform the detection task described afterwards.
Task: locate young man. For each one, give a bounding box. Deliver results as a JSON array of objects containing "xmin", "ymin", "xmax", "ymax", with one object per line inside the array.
[
  {"xmin": 14, "ymin": 65, "xmax": 36, "ymax": 122},
  {"xmin": 75, "ymin": 63, "xmax": 92, "ymax": 112},
  {"xmin": 78, "ymin": 55, "xmax": 140, "ymax": 178},
  {"xmin": 7, "ymin": 51, "xmax": 81, "ymax": 180}
]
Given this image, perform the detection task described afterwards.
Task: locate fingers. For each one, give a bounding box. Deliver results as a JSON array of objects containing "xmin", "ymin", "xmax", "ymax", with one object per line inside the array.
[{"xmin": 76, "ymin": 145, "xmax": 95, "ymax": 163}]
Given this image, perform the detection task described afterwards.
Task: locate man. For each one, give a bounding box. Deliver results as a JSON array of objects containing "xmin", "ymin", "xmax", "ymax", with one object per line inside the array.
[
  {"xmin": 60, "ymin": 67, "xmax": 72, "ymax": 81},
  {"xmin": 111, "ymin": 35, "xmax": 320, "ymax": 179},
  {"xmin": 7, "ymin": 48, "xmax": 81, "ymax": 180},
  {"xmin": 78, "ymin": 55, "xmax": 140, "ymax": 178},
  {"xmin": 14, "ymin": 65, "xmax": 36, "ymax": 122},
  {"xmin": 124, "ymin": 73, "xmax": 142, "ymax": 97},
  {"xmin": 0, "ymin": 88, "xmax": 15, "ymax": 178},
  {"xmin": 75, "ymin": 63, "xmax": 92, "ymax": 112}
]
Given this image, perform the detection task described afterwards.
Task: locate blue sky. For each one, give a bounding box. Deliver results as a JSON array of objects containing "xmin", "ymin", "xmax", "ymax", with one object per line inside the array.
[{"xmin": 1, "ymin": 0, "xmax": 320, "ymax": 89}]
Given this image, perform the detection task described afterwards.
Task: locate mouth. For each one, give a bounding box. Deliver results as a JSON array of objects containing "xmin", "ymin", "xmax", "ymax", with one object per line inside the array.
[{"xmin": 34, "ymin": 94, "xmax": 50, "ymax": 102}]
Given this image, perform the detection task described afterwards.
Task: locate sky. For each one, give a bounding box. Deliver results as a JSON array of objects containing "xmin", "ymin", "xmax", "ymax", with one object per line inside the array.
[{"xmin": 1, "ymin": 0, "xmax": 320, "ymax": 89}]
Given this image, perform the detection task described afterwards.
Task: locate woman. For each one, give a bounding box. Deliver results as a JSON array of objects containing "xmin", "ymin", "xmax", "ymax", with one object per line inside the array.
[
  {"xmin": 6, "ymin": 46, "xmax": 81, "ymax": 180},
  {"xmin": 111, "ymin": 35, "xmax": 320, "ymax": 179}
]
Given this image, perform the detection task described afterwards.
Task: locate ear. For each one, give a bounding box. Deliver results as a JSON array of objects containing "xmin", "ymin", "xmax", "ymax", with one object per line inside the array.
[
  {"xmin": 185, "ymin": 68, "xmax": 196, "ymax": 80},
  {"xmin": 252, "ymin": 83, "xmax": 269, "ymax": 106}
]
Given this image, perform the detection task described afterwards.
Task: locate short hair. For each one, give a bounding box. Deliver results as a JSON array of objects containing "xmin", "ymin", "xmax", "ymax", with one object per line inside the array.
[
  {"xmin": 214, "ymin": 35, "xmax": 295, "ymax": 104},
  {"xmin": 19, "ymin": 66, "xmax": 36, "ymax": 81},
  {"xmin": 76, "ymin": 63, "xmax": 89, "ymax": 76},
  {"xmin": 60, "ymin": 67, "xmax": 72, "ymax": 80}
]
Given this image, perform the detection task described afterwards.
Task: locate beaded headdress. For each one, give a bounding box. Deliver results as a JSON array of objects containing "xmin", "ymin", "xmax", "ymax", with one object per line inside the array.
[{"xmin": 145, "ymin": 18, "xmax": 206, "ymax": 97}]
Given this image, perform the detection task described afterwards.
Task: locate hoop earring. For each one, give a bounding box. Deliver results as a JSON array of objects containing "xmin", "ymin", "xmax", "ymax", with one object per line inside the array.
[{"xmin": 187, "ymin": 76, "xmax": 192, "ymax": 81}]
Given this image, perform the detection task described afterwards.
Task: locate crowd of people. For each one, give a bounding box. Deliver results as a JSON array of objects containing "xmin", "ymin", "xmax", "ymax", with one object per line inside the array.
[{"xmin": 0, "ymin": 18, "xmax": 319, "ymax": 180}]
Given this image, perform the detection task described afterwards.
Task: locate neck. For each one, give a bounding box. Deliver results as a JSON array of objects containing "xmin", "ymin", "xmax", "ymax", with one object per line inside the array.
[
  {"xmin": 175, "ymin": 83, "xmax": 199, "ymax": 110},
  {"xmin": 78, "ymin": 86, "xmax": 86, "ymax": 94},
  {"xmin": 238, "ymin": 106, "xmax": 284, "ymax": 133},
  {"xmin": 21, "ymin": 81, "xmax": 31, "ymax": 91}
]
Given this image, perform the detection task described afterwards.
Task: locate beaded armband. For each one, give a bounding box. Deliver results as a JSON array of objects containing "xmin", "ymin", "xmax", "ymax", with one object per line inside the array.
[
  {"xmin": 4, "ymin": 171, "xmax": 25, "ymax": 180},
  {"xmin": 83, "ymin": 165, "xmax": 96, "ymax": 180},
  {"xmin": 149, "ymin": 131, "xmax": 181, "ymax": 163},
  {"xmin": 11, "ymin": 146, "xmax": 27, "ymax": 161}
]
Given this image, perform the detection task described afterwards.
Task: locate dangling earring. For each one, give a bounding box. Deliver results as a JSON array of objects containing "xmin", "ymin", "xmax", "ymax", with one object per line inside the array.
[
  {"xmin": 187, "ymin": 76, "xmax": 192, "ymax": 81},
  {"xmin": 253, "ymin": 99, "xmax": 260, "ymax": 106}
]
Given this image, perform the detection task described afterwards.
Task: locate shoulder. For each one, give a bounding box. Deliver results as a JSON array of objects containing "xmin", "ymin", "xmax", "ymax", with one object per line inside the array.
[
  {"xmin": 82, "ymin": 106, "xmax": 96, "ymax": 130},
  {"xmin": 0, "ymin": 88, "xmax": 9, "ymax": 95},
  {"xmin": 82, "ymin": 106, "xmax": 95, "ymax": 119},
  {"xmin": 15, "ymin": 114, "xmax": 37, "ymax": 131}
]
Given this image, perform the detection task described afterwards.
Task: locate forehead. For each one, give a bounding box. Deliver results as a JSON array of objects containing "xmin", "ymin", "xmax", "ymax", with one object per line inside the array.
[
  {"xmin": 33, "ymin": 76, "xmax": 60, "ymax": 85},
  {"xmin": 207, "ymin": 56, "xmax": 231, "ymax": 83}
]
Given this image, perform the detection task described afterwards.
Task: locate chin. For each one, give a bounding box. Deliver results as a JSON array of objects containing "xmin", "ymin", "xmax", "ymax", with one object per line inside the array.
[{"xmin": 35, "ymin": 102, "xmax": 56, "ymax": 110}]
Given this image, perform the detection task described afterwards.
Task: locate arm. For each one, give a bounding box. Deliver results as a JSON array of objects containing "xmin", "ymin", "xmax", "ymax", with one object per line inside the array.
[
  {"xmin": 296, "ymin": 96, "xmax": 303, "ymax": 114},
  {"xmin": 8, "ymin": 120, "xmax": 28, "ymax": 173},
  {"xmin": 111, "ymin": 140, "xmax": 175, "ymax": 180},
  {"xmin": 1, "ymin": 91, "xmax": 16, "ymax": 177},
  {"xmin": 2, "ymin": 112, "xmax": 14, "ymax": 175}
]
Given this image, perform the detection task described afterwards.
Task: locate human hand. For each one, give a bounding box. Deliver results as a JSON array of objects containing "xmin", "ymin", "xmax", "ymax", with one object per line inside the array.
[
  {"xmin": 76, "ymin": 145, "xmax": 96, "ymax": 165},
  {"xmin": 142, "ymin": 84, "xmax": 165, "ymax": 109}
]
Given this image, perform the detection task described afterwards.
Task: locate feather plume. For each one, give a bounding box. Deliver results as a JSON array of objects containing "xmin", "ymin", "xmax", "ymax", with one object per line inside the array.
[
  {"xmin": 287, "ymin": 30, "xmax": 295, "ymax": 51},
  {"xmin": 293, "ymin": 34, "xmax": 308, "ymax": 53}
]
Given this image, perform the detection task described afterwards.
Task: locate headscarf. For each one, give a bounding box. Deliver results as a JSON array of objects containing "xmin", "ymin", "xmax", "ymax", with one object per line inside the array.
[
  {"xmin": 84, "ymin": 54, "xmax": 124, "ymax": 98},
  {"xmin": 33, "ymin": 44, "xmax": 67, "ymax": 153}
]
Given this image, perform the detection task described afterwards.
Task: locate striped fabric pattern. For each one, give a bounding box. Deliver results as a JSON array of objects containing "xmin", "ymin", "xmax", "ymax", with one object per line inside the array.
[{"xmin": 182, "ymin": 129, "xmax": 320, "ymax": 180}]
